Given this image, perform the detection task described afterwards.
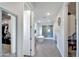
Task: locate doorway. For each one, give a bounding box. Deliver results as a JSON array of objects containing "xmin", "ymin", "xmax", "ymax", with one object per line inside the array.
[
  {"xmin": 68, "ymin": 2, "xmax": 76, "ymax": 57},
  {"xmin": 0, "ymin": 8, "xmax": 17, "ymax": 57}
]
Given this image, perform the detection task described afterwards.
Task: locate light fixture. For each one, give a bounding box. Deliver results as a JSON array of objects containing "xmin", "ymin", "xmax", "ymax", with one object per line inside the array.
[
  {"xmin": 48, "ymin": 29, "xmax": 50, "ymax": 32},
  {"xmin": 7, "ymin": 14, "xmax": 11, "ymax": 16},
  {"xmin": 46, "ymin": 12, "xmax": 50, "ymax": 16}
]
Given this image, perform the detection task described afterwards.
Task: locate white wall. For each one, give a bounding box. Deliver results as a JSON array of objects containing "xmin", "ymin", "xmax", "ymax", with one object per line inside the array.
[
  {"xmin": 53, "ymin": 3, "xmax": 68, "ymax": 57},
  {"xmin": 23, "ymin": 10, "xmax": 31, "ymax": 56},
  {"xmin": 53, "ymin": 7, "xmax": 64, "ymax": 57},
  {"xmin": 0, "ymin": 2, "xmax": 24, "ymax": 57},
  {"xmin": 10, "ymin": 15, "xmax": 16, "ymax": 54},
  {"xmin": 68, "ymin": 15, "xmax": 75, "ymax": 36}
]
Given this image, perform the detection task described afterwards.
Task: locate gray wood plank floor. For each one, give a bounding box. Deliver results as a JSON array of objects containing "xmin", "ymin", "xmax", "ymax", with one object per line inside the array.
[{"xmin": 34, "ymin": 39, "xmax": 61, "ymax": 57}]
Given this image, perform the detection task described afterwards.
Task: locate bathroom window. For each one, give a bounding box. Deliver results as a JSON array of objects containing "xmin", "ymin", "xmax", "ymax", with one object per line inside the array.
[{"xmin": 42, "ymin": 25, "xmax": 53, "ymax": 38}]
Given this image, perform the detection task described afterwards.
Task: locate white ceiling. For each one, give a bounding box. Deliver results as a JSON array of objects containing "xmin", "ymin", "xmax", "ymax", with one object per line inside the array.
[{"xmin": 31, "ymin": 2, "xmax": 64, "ymax": 24}]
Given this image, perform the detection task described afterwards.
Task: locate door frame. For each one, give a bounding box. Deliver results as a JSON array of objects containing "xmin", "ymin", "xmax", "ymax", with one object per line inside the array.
[
  {"xmin": 76, "ymin": 2, "xmax": 79, "ymax": 57},
  {"xmin": 0, "ymin": 7, "xmax": 17, "ymax": 57},
  {"xmin": 24, "ymin": 3, "xmax": 35, "ymax": 56}
]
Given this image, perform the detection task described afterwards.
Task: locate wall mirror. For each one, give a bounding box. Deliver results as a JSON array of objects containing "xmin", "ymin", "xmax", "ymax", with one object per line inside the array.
[{"xmin": 58, "ymin": 17, "xmax": 61, "ymax": 26}]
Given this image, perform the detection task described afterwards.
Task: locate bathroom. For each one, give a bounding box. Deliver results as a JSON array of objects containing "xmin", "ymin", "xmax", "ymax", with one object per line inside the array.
[{"xmin": 35, "ymin": 21, "xmax": 53, "ymax": 43}]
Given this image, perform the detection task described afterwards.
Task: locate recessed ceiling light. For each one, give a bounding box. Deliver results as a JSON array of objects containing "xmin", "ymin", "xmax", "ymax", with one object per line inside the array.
[
  {"xmin": 38, "ymin": 21, "xmax": 41, "ymax": 23},
  {"xmin": 46, "ymin": 12, "xmax": 50, "ymax": 16},
  {"xmin": 7, "ymin": 14, "xmax": 11, "ymax": 16}
]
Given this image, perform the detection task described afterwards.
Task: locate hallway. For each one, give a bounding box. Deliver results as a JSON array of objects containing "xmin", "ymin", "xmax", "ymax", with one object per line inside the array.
[{"xmin": 34, "ymin": 39, "xmax": 61, "ymax": 57}]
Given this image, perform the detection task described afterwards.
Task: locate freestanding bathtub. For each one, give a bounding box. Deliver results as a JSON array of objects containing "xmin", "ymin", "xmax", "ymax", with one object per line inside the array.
[{"xmin": 36, "ymin": 36, "xmax": 44, "ymax": 43}]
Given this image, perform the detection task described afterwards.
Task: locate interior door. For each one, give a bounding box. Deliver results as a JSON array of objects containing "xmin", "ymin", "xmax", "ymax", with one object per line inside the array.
[{"xmin": 0, "ymin": 9, "xmax": 2, "ymax": 56}]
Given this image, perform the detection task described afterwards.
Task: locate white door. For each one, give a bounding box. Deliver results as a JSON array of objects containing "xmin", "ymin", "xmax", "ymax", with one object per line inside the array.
[
  {"xmin": 23, "ymin": 10, "xmax": 31, "ymax": 56},
  {"xmin": 0, "ymin": 9, "xmax": 2, "ymax": 56}
]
